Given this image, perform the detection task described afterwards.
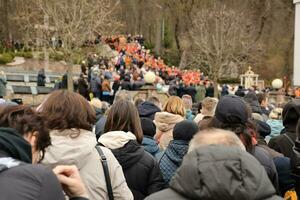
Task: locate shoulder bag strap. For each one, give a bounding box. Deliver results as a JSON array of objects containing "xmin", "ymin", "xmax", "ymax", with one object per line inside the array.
[{"xmin": 95, "ymin": 145, "xmax": 114, "ymax": 200}]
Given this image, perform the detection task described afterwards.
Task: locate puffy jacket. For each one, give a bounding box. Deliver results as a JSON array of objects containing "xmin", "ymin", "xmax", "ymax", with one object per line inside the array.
[
  {"xmin": 142, "ymin": 136, "xmax": 160, "ymax": 157},
  {"xmin": 42, "ymin": 129, "xmax": 133, "ymax": 200},
  {"xmin": 138, "ymin": 101, "xmax": 161, "ymax": 120},
  {"xmin": 268, "ymin": 99, "xmax": 300, "ymax": 159},
  {"xmin": 158, "ymin": 140, "xmax": 189, "ymax": 185},
  {"xmin": 154, "ymin": 112, "xmax": 184, "ymax": 150},
  {"xmin": 99, "ymin": 131, "xmax": 165, "ymax": 200},
  {"xmin": 146, "ymin": 145, "xmax": 282, "ymax": 200}
]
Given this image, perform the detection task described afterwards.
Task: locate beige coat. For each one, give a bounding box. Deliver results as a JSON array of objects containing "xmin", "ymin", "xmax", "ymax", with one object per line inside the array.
[
  {"xmin": 42, "ymin": 129, "xmax": 133, "ymax": 200},
  {"xmin": 154, "ymin": 112, "xmax": 184, "ymax": 150}
]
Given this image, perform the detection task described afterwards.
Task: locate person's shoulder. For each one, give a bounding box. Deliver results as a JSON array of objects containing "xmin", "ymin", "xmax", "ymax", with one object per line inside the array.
[{"xmin": 2, "ymin": 163, "xmax": 55, "ymax": 184}]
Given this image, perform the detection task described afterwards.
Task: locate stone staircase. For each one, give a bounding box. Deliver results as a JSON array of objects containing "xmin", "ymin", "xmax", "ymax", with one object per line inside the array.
[{"xmin": 3, "ymin": 71, "xmax": 62, "ymax": 106}]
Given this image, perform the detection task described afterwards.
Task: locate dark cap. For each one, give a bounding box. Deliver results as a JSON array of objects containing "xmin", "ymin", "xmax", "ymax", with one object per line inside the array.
[
  {"xmin": 140, "ymin": 117, "xmax": 156, "ymax": 137},
  {"xmin": 173, "ymin": 120, "xmax": 199, "ymax": 141},
  {"xmin": 215, "ymin": 95, "xmax": 248, "ymax": 124}
]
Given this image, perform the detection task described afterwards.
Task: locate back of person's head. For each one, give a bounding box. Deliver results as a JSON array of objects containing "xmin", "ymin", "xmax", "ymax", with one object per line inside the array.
[
  {"xmin": 90, "ymin": 98, "xmax": 103, "ymax": 109},
  {"xmin": 0, "ymin": 105, "xmax": 50, "ymax": 162},
  {"xmin": 210, "ymin": 95, "xmax": 253, "ymax": 151},
  {"xmin": 114, "ymin": 90, "xmax": 133, "ymax": 103},
  {"xmin": 269, "ymin": 108, "xmax": 283, "ymax": 120},
  {"xmin": 140, "ymin": 117, "xmax": 156, "ymax": 138},
  {"xmin": 163, "ymin": 96, "xmax": 185, "ymax": 117},
  {"xmin": 104, "ymin": 100, "xmax": 143, "ymax": 143},
  {"xmin": 201, "ymin": 97, "xmax": 218, "ymax": 116},
  {"xmin": 147, "ymin": 96, "xmax": 161, "ymax": 109},
  {"xmin": 189, "ymin": 128, "xmax": 245, "ymax": 152},
  {"xmin": 282, "ymin": 99, "xmax": 300, "ymax": 132},
  {"xmin": 39, "ymin": 90, "xmax": 96, "ymax": 131},
  {"xmin": 256, "ymin": 93, "xmax": 267, "ymax": 105},
  {"xmin": 173, "ymin": 120, "xmax": 199, "ymax": 141},
  {"xmin": 134, "ymin": 98, "xmax": 144, "ymax": 107},
  {"xmin": 181, "ymin": 95, "xmax": 193, "ymax": 110}
]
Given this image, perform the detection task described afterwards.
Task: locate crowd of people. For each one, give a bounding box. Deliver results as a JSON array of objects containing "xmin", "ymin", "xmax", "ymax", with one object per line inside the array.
[
  {"xmin": 0, "ymin": 82, "xmax": 300, "ymax": 199},
  {"xmin": 1, "ymin": 35, "xmax": 300, "ymax": 200}
]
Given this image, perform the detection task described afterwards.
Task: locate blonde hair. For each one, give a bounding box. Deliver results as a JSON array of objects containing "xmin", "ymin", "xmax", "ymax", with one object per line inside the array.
[
  {"xmin": 163, "ymin": 96, "xmax": 185, "ymax": 117},
  {"xmin": 90, "ymin": 98, "xmax": 102, "ymax": 109},
  {"xmin": 269, "ymin": 108, "xmax": 283, "ymax": 120}
]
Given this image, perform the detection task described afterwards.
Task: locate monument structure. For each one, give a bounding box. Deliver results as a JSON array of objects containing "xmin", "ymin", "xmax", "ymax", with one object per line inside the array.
[{"xmin": 240, "ymin": 66, "xmax": 259, "ymax": 89}]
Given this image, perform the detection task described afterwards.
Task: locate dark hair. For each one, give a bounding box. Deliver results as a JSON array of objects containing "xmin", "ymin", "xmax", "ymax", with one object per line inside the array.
[
  {"xmin": 0, "ymin": 105, "xmax": 51, "ymax": 161},
  {"xmin": 205, "ymin": 117, "xmax": 253, "ymax": 152},
  {"xmin": 134, "ymin": 98, "xmax": 144, "ymax": 107},
  {"xmin": 104, "ymin": 100, "xmax": 143, "ymax": 143},
  {"xmin": 256, "ymin": 93, "xmax": 267, "ymax": 105},
  {"xmin": 40, "ymin": 90, "xmax": 96, "ymax": 131},
  {"xmin": 147, "ymin": 96, "xmax": 160, "ymax": 107}
]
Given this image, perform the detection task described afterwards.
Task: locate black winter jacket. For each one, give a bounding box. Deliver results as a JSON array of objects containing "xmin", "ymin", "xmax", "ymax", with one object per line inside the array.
[
  {"xmin": 145, "ymin": 145, "xmax": 282, "ymax": 200},
  {"xmin": 268, "ymin": 99, "xmax": 300, "ymax": 159},
  {"xmin": 111, "ymin": 140, "xmax": 165, "ymax": 200}
]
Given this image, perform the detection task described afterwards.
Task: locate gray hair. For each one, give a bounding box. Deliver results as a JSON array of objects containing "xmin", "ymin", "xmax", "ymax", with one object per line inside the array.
[
  {"xmin": 114, "ymin": 90, "xmax": 133, "ymax": 104},
  {"xmin": 189, "ymin": 128, "xmax": 246, "ymax": 152}
]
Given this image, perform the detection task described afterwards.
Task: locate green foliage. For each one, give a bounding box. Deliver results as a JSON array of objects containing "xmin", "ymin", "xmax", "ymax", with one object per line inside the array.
[
  {"xmin": 0, "ymin": 53, "xmax": 14, "ymax": 64},
  {"xmin": 163, "ymin": 23, "xmax": 172, "ymax": 49},
  {"xmin": 161, "ymin": 49, "xmax": 180, "ymax": 66},
  {"xmin": 0, "ymin": 43, "xmax": 4, "ymax": 54},
  {"xmin": 49, "ymin": 51, "xmax": 65, "ymax": 61},
  {"xmin": 218, "ymin": 77, "xmax": 240, "ymax": 84},
  {"xmin": 14, "ymin": 51, "xmax": 33, "ymax": 58},
  {"xmin": 144, "ymin": 41, "xmax": 155, "ymax": 50}
]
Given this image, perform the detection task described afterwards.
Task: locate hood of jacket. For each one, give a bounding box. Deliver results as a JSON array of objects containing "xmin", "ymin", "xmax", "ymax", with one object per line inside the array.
[
  {"xmin": 0, "ymin": 127, "xmax": 32, "ymax": 163},
  {"xmin": 282, "ymin": 99, "xmax": 300, "ymax": 132},
  {"xmin": 142, "ymin": 136, "xmax": 160, "ymax": 155},
  {"xmin": 169, "ymin": 145, "xmax": 280, "ymax": 200},
  {"xmin": 138, "ymin": 101, "xmax": 161, "ymax": 120},
  {"xmin": 154, "ymin": 112, "xmax": 184, "ymax": 132},
  {"xmin": 162, "ymin": 140, "xmax": 189, "ymax": 165},
  {"xmin": 98, "ymin": 131, "xmax": 136, "ymax": 149},
  {"xmin": 42, "ymin": 129, "xmax": 97, "ymax": 169},
  {"xmin": 111, "ymin": 140, "xmax": 144, "ymax": 170},
  {"xmin": 266, "ymin": 119, "xmax": 284, "ymax": 137}
]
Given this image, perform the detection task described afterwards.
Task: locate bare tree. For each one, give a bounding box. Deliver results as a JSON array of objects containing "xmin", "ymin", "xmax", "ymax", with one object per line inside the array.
[
  {"xmin": 30, "ymin": 0, "xmax": 122, "ymax": 91},
  {"xmin": 188, "ymin": 1, "xmax": 263, "ymax": 97}
]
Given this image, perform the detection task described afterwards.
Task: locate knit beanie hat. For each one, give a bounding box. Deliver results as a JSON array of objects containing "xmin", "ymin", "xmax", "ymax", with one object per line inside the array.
[
  {"xmin": 141, "ymin": 117, "xmax": 156, "ymax": 137},
  {"xmin": 173, "ymin": 120, "xmax": 199, "ymax": 141}
]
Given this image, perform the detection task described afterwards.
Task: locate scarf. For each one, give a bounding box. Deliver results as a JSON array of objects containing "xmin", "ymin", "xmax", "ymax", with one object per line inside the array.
[{"xmin": 0, "ymin": 127, "xmax": 32, "ymax": 163}]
